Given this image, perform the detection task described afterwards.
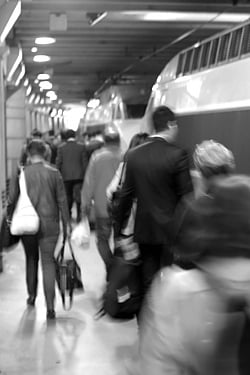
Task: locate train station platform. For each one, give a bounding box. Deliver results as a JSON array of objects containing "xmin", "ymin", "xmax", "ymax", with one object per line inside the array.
[{"xmin": 0, "ymin": 232, "xmax": 138, "ymax": 375}]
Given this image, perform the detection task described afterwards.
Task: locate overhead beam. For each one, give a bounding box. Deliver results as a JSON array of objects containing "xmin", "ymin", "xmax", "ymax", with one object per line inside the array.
[
  {"xmin": 0, "ymin": 0, "xmax": 21, "ymax": 43},
  {"xmin": 6, "ymin": 45, "xmax": 22, "ymax": 82},
  {"xmin": 21, "ymin": 1, "xmax": 250, "ymax": 13}
]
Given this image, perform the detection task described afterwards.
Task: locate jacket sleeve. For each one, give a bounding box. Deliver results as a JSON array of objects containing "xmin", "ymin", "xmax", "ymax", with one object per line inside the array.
[
  {"xmin": 81, "ymin": 154, "xmax": 95, "ymax": 217},
  {"xmin": 55, "ymin": 171, "xmax": 69, "ymax": 234},
  {"xmin": 174, "ymin": 149, "xmax": 193, "ymax": 198},
  {"xmin": 81, "ymin": 145, "xmax": 89, "ymax": 177},
  {"xmin": 56, "ymin": 146, "xmax": 62, "ymax": 172},
  {"xmin": 6, "ymin": 167, "xmax": 20, "ymax": 220}
]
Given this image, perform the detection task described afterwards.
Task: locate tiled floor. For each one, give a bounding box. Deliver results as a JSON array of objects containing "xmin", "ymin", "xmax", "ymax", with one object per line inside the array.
[{"xmin": 0, "ymin": 232, "xmax": 138, "ymax": 375}]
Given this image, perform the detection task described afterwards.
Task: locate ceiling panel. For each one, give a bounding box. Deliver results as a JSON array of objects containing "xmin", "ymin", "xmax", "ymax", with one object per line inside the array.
[{"xmin": 6, "ymin": 0, "xmax": 250, "ymax": 105}]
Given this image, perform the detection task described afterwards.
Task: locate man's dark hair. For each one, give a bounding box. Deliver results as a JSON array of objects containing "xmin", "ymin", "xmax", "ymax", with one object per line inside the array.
[
  {"xmin": 27, "ymin": 139, "xmax": 46, "ymax": 157},
  {"xmin": 65, "ymin": 129, "xmax": 76, "ymax": 140},
  {"xmin": 152, "ymin": 106, "xmax": 176, "ymax": 133},
  {"xmin": 104, "ymin": 126, "xmax": 120, "ymax": 145},
  {"xmin": 31, "ymin": 128, "xmax": 42, "ymax": 138}
]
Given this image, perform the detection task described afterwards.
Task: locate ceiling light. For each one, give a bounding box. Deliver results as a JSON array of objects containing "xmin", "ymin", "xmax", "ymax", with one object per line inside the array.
[
  {"xmin": 33, "ymin": 55, "xmax": 51, "ymax": 62},
  {"xmin": 46, "ymin": 90, "xmax": 57, "ymax": 100},
  {"xmin": 14, "ymin": 63, "xmax": 25, "ymax": 86},
  {"xmin": 0, "ymin": 0, "xmax": 21, "ymax": 43},
  {"xmin": 87, "ymin": 12, "xmax": 107, "ymax": 27},
  {"xmin": 121, "ymin": 11, "xmax": 250, "ymax": 23},
  {"xmin": 31, "ymin": 47, "xmax": 38, "ymax": 53},
  {"xmin": 34, "ymin": 95, "xmax": 41, "ymax": 105},
  {"xmin": 39, "ymin": 81, "xmax": 52, "ymax": 90},
  {"xmin": 37, "ymin": 73, "xmax": 50, "ymax": 80},
  {"xmin": 26, "ymin": 84, "xmax": 32, "ymax": 96},
  {"xmin": 6, "ymin": 46, "xmax": 22, "ymax": 82},
  {"xmin": 34, "ymin": 79, "xmax": 39, "ymax": 84},
  {"xmin": 35, "ymin": 37, "xmax": 56, "ymax": 45},
  {"xmin": 24, "ymin": 78, "xmax": 29, "ymax": 87},
  {"xmin": 87, "ymin": 98, "xmax": 100, "ymax": 108}
]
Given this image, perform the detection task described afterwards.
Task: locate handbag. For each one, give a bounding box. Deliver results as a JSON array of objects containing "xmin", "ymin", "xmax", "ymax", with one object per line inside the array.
[
  {"xmin": 103, "ymin": 252, "xmax": 142, "ymax": 320},
  {"xmin": 55, "ymin": 238, "xmax": 84, "ymax": 310},
  {"xmin": 0, "ymin": 215, "xmax": 20, "ymax": 251},
  {"xmin": 10, "ymin": 168, "xmax": 40, "ymax": 235}
]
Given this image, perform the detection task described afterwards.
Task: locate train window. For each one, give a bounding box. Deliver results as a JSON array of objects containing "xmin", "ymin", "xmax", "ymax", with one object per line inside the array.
[
  {"xmin": 209, "ymin": 38, "xmax": 219, "ymax": 66},
  {"xmin": 241, "ymin": 24, "xmax": 250, "ymax": 55},
  {"xmin": 176, "ymin": 53, "xmax": 185, "ymax": 76},
  {"xmin": 229, "ymin": 28, "xmax": 243, "ymax": 59},
  {"xmin": 126, "ymin": 104, "xmax": 146, "ymax": 118},
  {"xmin": 192, "ymin": 45, "xmax": 202, "ymax": 71},
  {"xmin": 183, "ymin": 49, "xmax": 193, "ymax": 74},
  {"xmin": 200, "ymin": 42, "xmax": 211, "ymax": 68},
  {"xmin": 217, "ymin": 33, "xmax": 231, "ymax": 63}
]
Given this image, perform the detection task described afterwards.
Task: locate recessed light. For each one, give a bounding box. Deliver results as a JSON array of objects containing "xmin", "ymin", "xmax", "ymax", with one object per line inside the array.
[
  {"xmin": 37, "ymin": 73, "xmax": 50, "ymax": 80},
  {"xmin": 35, "ymin": 37, "xmax": 56, "ymax": 45},
  {"xmin": 39, "ymin": 81, "xmax": 52, "ymax": 90},
  {"xmin": 33, "ymin": 55, "xmax": 51, "ymax": 62},
  {"xmin": 31, "ymin": 47, "xmax": 38, "ymax": 53}
]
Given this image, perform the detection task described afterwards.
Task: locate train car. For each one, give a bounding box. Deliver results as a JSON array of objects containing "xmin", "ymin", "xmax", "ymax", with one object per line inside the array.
[
  {"xmin": 81, "ymin": 84, "xmax": 149, "ymax": 149},
  {"xmin": 145, "ymin": 19, "xmax": 250, "ymax": 174}
]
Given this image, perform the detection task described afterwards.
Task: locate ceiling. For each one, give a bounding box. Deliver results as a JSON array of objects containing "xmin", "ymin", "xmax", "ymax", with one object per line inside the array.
[{"xmin": 7, "ymin": 0, "xmax": 250, "ymax": 107}]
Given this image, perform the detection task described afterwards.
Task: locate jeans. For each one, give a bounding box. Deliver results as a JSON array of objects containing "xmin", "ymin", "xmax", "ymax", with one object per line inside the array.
[
  {"xmin": 95, "ymin": 217, "xmax": 113, "ymax": 275},
  {"xmin": 22, "ymin": 234, "xmax": 58, "ymax": 311}
]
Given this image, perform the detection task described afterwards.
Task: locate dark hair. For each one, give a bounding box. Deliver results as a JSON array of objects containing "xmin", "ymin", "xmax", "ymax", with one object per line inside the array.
[
  {"xmin": 128, "ymin": 132, "xmax": 149, "ymax": 150},
  {"xmin": 152, "ymin": 106, "xmax": 176, "ymax": 133},
  {"xmin": 27, "ymin": 139, "xmax": 46, "ymax": 157},
  {"xmin": 104, "ymin": 126, "xmax": 120, "ymax": 145},
  {"xmin": 31, "ymin": 129, "xmax": 42, "ymax": 138},
  {"xmin": 65, "ymin": 129, "xmax": 76, "ymax": 140}
]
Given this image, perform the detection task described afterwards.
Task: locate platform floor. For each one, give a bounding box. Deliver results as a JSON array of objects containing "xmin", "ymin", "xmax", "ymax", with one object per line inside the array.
[{"xmin": 0, "ymin": 232, "xmax": 138, "ymax": 375}]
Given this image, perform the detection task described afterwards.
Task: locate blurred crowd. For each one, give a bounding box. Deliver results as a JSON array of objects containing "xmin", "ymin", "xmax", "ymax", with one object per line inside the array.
[{"xmin": 1, "ymin": 106, "xmax": 250, "ymax": 374}]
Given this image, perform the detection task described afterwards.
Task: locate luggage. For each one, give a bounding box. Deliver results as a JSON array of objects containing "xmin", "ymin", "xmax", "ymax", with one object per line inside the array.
[
  {"xmin": 103, "ymin": 253, "xmax": 142, "ymax": 320},
  {"xmin": 55, "ymin": 238, "xmax": 84, "ymax": 310}
]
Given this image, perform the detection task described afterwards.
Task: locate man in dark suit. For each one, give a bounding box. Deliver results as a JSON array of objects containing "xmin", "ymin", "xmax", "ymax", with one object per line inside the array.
[
  {"xmin": 56, "ymin": 129, "xmax": 88, "ymax": 222},
  {"xmin": 115, "ymin": 106, "xmax": 193, "ymax": 299}
]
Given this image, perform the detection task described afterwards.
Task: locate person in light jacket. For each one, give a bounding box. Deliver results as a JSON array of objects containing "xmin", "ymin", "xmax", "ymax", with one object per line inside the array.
[{"xmin": 134, "ymin": 140, "xmax": 250, "ymax": 375}]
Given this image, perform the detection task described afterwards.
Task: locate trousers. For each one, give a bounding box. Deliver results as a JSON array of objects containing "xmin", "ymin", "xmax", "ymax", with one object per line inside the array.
[
  {"xmin": 22, "ymin": 234, "xmax": 58, "ymax": 311},
  {"xmin": 95, "ymin": 217, "xmax": 113, "ymax": 275}
]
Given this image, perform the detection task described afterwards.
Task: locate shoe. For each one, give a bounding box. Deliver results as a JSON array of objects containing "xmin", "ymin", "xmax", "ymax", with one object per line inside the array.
[
  {"xmin": 47, "ymin": 310, "xmax": 56, "ymax": 320},
  {"xmin": 27, "ymin": 296, "xmax": 36, "ymax": 307}
]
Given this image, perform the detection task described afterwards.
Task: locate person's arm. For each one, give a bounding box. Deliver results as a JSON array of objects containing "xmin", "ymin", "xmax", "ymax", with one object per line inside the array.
[
  {"xmin": 55, "ymin": 146, "xmax": 62, "ymax": 171},
  {"xmin": 55, "ymin": 171, "xmax": 70, "ymax": 239},
  {"xmin": 81, "ymin": 144, "xmax": 89, "ymax": 178},
  {"xmin": 106, "ymin": 162, "xmax": 124, "ymax": 201},
  {"xmin": 174, "ymin": 149, "xmax": 193, "ymax": 198},
  {"xmin": 6, "ymin": 167, "xmax": 20, "ymax": 221},
  {"xmin": 81, "ymin": 154, "xmax": 95, "ymax": 217},
  {"xmin": 113, "ymin": 156, "xmax": 135, "ymax": 236}
]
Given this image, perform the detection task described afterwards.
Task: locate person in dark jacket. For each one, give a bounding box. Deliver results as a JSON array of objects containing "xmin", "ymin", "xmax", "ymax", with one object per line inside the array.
[
  {"xmin": 56, "ymin": 129, "xmax": 88, "ymax": 222},
  {"xmin": 115, "ymin": 106, "xmax": 193, "ymax": 303},
  {"xmin": 8, "ymin": 139, "xmax": 70, "ymax": 320}
]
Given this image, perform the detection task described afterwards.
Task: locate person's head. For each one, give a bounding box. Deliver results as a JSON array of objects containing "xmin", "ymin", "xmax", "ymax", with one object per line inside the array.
[
  {"xmin": 65, "ymin": 129, "xmax": 76, "ymax": 140},
  {"xmin": 128, "ymin": 132, "xmax": 149, "ymax": 150},
  {"xmin": 31, "ymin": 128, "xmax": 42, "ymax": 139},
  {"xmin": 104, "ymin": 124, "xmax": 120, "ymax": 146},
  {"xmin": 27, "ymin": 139, "xmax": 47, "ymax": 159},
  {"xmin": 193, "ymin": 140, "xmax": 235, "ymax": 180},
  {"xmin": 151, "ymin": 106, "xmax": 177, "ymax": 137}
]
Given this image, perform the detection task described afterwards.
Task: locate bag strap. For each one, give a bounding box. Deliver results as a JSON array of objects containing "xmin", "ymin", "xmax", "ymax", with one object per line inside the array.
[
  {"xmin": 18, "ymin": 167, "xmax": 27, "ymax": 195},
  {"xmin": 118, "ymin": 162, "xmax": 127, "ymax": 188}
]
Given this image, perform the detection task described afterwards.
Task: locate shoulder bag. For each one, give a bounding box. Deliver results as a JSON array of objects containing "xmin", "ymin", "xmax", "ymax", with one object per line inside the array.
[{"xmin": 10, "ymin": 168, "xmax": 40, "ymax": 235}]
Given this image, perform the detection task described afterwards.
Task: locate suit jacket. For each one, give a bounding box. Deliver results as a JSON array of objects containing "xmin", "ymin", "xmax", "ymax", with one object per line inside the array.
[
  {"xmin": 56, "ymin": 139, "xmax": 88, "ymax": 181},
  {"xmin": 115, "ymin": 137, "xmax": 193, "ymax": 244}
]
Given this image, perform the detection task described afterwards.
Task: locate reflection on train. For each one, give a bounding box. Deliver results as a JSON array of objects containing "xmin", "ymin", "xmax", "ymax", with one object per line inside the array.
[
  {"xmin": 80, "ymin": 83, "xmax": 150, "ymax": 148},
  {"xmin": 145, "ymin": 19, "xmax": 250, "ymax": 174}
]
